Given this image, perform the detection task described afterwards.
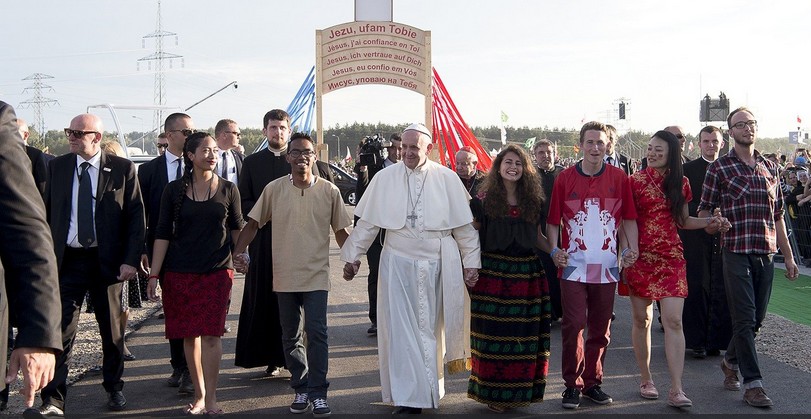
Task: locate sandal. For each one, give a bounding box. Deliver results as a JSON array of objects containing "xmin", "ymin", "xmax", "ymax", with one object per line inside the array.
[
  {"xmin": 640, "ymin": 380, "xmax": 659, "ymax": 399},
  {"xmin": 205, "ymin": 409, "xmax": 224, "ymax": 416},
  {"xmin": 184, "ymin": 404, "xmax": 206, "ymax": 415}
]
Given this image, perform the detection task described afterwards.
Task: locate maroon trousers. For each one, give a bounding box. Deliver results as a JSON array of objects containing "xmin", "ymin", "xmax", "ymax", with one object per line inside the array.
[{"xmin": 559, "ymin": 280, "xmax": 616, "ymax": 390}]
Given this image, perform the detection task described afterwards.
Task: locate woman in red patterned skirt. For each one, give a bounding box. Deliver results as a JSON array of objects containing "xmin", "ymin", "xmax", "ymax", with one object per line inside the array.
[
  {"xmin": 625, "ymin": 130, "xmax": 729, "ymax": 408},
  {"xmin": 467, "ymin": 144, "xmax": 554, "ymax": 413},
  {"xmin": 147, "ymin": 132, "xmax": 244, "ymax": 415}
]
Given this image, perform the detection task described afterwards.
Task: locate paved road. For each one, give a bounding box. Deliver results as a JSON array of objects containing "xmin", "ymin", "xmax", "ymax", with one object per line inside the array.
[{"xmin": 50, "ymin": 241, "xmax": 811, "ymax": 416}]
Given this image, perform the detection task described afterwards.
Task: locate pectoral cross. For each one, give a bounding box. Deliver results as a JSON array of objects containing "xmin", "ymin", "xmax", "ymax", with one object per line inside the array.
[{"xmin": 407, "ymin": 211, "xmax": 418, "ymax": 228}]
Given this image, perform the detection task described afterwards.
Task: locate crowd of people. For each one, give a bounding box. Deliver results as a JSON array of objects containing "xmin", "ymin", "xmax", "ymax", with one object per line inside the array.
[
  {"xmin": 768, "ymin": 148, "xmax": 811, "ymax": 263},
  {"xmin": 0, "ymin": 100, "xmax": 799, "ymax": 417}
]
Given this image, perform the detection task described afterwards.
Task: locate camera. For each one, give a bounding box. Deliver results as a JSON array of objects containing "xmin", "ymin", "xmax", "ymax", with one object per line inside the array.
[{"xmin": 358, "ymin": 134, "xmax": 392, "ymax": 168}]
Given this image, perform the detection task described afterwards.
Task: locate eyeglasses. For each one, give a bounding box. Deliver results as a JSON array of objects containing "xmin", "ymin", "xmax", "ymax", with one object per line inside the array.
[
  {"xmin": 168, "ymin": 128, "xmax": 197, "ymax": 137},
  {"xmin": 156, "ymin": 143, "xmax": 168, "ymax": 149},
  {"xmin": 288, "ymin": 149, "xmax": 316, "ymax": 158},
  {"xmin": 674, "ymin": 134, "xmax": 685, "ymax": 139},
  {"xmin": 731, "ymin": 120, "xmax": 758, "ymax": 130},
  {"xmin": 64, "ymin": 128, "xmax": 99, "ymax": 138},
  {"xmin": 224, "ymin": 131, "xmax": 241, "ymax": 138}
]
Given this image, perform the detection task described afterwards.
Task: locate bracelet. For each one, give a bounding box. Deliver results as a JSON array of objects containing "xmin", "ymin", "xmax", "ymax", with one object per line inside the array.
[
  {"xmin": 551, "ymin": 248, "xmax": 560, "ymax": 257},
  {"xmin": 148, "ymin": 274, "xmax": 160, "ymax": 280},
  {"xmin": 621, "ymin": 248, "xmax": 631, "ymax": 257},
  {"xmin": 705, "ymin": 217, "xmax": 712, "ymax": 225}
]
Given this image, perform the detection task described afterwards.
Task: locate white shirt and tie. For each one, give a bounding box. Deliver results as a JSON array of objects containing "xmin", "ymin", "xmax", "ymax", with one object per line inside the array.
[
  {"xmin": 68, "ymin": 152, "xmax": 100, "ymax": 248},
  {"xmin": 605, "ymin": 153, "xmax": 619, "ymax": 168},
  {"xmin": 218, "ymin": 150, "xmax": 239, "ymax": 184},
  {"xmin": 165, "ymin": 150, "xmax": 184, "ymax": 182}
]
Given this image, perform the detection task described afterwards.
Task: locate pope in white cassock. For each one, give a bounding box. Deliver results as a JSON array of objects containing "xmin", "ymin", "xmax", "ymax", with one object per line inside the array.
[{"xmin": 341, "ymin": 123, "xmax": 481, "ymax": 414}]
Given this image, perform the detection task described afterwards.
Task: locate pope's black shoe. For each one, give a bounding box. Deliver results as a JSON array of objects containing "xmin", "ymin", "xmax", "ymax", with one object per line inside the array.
[
  {"xmin": 107, "ymin": 390, "xmax": 127, "ymax": 411},
  {"xmin": 392, "ymin": 406, "xmax": 422, "ymax": 414},
  {"xmin": 22, "ymin": 403, "xmax": 64, "ymax": 418}
]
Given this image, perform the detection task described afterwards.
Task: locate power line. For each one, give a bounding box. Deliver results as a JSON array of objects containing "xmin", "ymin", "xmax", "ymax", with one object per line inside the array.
[
  {"xmin": 19, "ymin": 73, "xmax": 59, "ymax": 135},
  {"xmin": 137, "ymin": 0, "xmax": 183, "ymax": 134}
]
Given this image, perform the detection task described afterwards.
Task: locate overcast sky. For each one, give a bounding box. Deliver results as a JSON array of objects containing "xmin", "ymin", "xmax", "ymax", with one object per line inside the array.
[{"xmin": 2, "ymin": 0, "xmax": 809, "ymax": 140}]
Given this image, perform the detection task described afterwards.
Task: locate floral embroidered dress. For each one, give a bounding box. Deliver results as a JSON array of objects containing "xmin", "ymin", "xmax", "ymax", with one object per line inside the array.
[{"xmin": 626, "ymin": 168, "xmax": 691, "ymax": 300}]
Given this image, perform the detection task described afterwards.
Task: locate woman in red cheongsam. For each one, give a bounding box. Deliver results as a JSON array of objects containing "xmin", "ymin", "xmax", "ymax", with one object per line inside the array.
[{"xmin": 625, "ymin": 130, "xmax": 729, "ymax": 409}]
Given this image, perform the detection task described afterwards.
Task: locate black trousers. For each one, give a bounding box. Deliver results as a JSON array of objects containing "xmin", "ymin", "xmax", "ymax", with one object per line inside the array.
[
  {"xmin": 538, "ymin": 251, "xmax": 563, "ymax": 320},
  {"xmin": 41, "ymin": 247, "xmax": 124, "ymax": 410},
  {"xmin": 366, "ymin": 230, "xmax": 385, "ymax": 325},
  {"xmin": 169, "ymin": 338, "xmax": 186, "ymax": 370},
  {"xmin": 157, "ymin": 277, "xmax": 187, "ymax": 371}
]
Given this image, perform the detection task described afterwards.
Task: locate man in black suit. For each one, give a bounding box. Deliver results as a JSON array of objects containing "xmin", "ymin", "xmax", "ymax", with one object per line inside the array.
[
  {"xmin": 0, "ymin": 102, "xmax": 62, "ymax": 413},
  {"xmin": 665, "ymin": 125, "xmax": 692, "ymax": 163},
  {"xmin": 137, "ymin": 113, "xmax": 195, "ymax": 393},
  {"xmin": 533, "ymin": 139, "xmax": 565, "ymax": 321},
  {"xmin": 30, "ymin": 113, "xmax": 145, "ymax": 417},
  {"xmin": 213, "ymin": 118, "xmax": 245, "ymax": 334},
  {"xmin": 352, "ymin": 133, "xmax": 401, "ymax": 336},
  {"xmin": 0, "ymin": 117, "xmax": 52, "ymax": 410},
  {"xmin": 605, "ymin": 124, "xmax": 634, "ymax": 175},
  {"xmin": 214, "ymin": 118, "xmax": 245, "ymax": 185},
  {"xmin": 15, "ymin": 118, "xmax": 48, "ymax": 199},
  {"xmin": 641, "ymin": 125, "xmax": 691, "ymax": 169},
  {"xmin": 235, "ymin": 109, "xmax": 333, "ymax": 375},
  {"xmin": 679, "ymin": 125, "xmax": 732, "ymax": 359}
]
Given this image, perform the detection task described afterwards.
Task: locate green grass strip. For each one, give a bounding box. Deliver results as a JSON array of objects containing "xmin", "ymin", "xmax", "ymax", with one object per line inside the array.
[{"xmin": 770, "ymin": 268, "xmax": 811, "ymax": 327}]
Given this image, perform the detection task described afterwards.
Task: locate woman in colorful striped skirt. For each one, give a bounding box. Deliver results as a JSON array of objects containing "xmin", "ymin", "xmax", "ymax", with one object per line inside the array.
[{"xmin": 467, "ymin": 144, "xmax": 553, "ymax": 413}]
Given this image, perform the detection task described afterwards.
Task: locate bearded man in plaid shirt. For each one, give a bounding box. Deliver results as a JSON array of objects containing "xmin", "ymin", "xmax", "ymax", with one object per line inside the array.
[{"xmin": 698, "ymin": 106, "xmax": 799, "ymax": 409}]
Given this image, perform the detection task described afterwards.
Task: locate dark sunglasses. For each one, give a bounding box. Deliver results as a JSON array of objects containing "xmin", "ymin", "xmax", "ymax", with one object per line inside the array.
[
  {"xmin": 64, "ymin": 128, "xmax": 99, "ymax": 138},
  {"xmin": 168, "ymin": 129, "xmax": 196, "ymax": 137},
  {"xmin": 675, "ymin": 134, "xmax": 685, "ymax": 139},
  {"xmin": 156, "ymin": 143, "xmax": 168, "ymax": 149}
]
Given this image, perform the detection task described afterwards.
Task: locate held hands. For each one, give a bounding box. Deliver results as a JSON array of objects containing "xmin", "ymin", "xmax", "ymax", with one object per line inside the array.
[
  {"xmin": 621, "ymin": 248, "xmax": 639, "ymax": 268},
  {"xmin": 551, "ymin": 248, "xmax": 569, "ymax": 268},
  {"xmin": 343, "ymin": 261, "xmax": 361, "ymax": 281},
  {"xmin": 233, "ymin": 252, "xmax": 251, "ymax": 274},
  {"xmin": 705, "ymin": 208, "xmax": 732, "ymax": 234},
  {"xmin": 463, "ymin": 268, "xmax": 479, "ymax": 288}
]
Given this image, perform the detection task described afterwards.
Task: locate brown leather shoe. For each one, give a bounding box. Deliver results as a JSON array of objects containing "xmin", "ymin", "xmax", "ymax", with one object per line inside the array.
[
  {"xmin": 720, "ymin": 360, "xmax": 741, "ymax": 391},
  {"xmin": 743, "ymin": 387, "xmax": 773, "ymax": 408}
]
